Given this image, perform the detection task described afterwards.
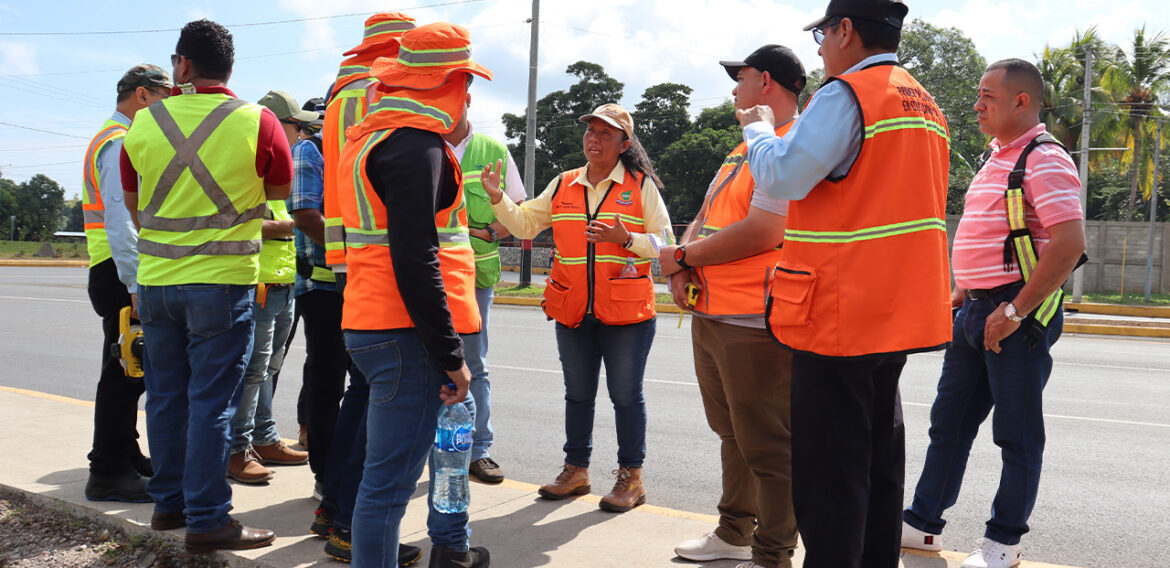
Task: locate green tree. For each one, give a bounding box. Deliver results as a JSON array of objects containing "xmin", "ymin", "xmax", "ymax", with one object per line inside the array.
[
  {"xmin": 797, "ymin": 68, "xmax": 826, "ymax": 109},
  {"xmin": 1101, "ymin": 26, "xmax": 1170, "ymax": 221},
  {"xmin": 503, "ymin": 61, "xmax": 624, "ymax": 189},
  {"xmin": 1038, "ymin": 28, "xmax": 1121, "ymax": 155},
  {"xmin": 63, "ymin": 199, "xmax": 83, "ymax": 232},
  {"xmin": 656, "ymin": 102, "xmax": 741, "ymax": 224},
  {"xmin": 0, "ymin": 178, "xmax": 17, "ymax": 239},
  {"xmin": 8, "ymin": 174, "xmax": 66, "ymax": 240},
  {"xmin": 633, "ymin": 82, "xmax": 693, "ymax": 160}
]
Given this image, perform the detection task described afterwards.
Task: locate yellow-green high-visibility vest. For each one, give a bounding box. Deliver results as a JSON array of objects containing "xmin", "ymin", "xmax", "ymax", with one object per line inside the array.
[
  {"xmin": 82, "ymin": 119, "xmax": 128, "ymax": 267},
  {"xmin": 461, "ymin": 133, "xmax": 510, "ymax": 289},
  {"xmin": 259, "ymin": 199, "xmax": 296, "ymax": 284},
  {"xmin": 122, "ymin": 93, "xmax": 267, "ymax": 286}
]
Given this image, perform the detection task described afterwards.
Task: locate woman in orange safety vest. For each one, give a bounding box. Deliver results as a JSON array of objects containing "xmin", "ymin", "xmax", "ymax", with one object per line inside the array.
[{"xmin": 480, "ymin": 103, "xmax": 673, "ymax": 514}]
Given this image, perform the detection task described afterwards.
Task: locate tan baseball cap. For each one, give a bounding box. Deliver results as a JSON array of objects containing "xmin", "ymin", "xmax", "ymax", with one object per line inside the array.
[
  {"xmin": 578, "ymin": 103, "xmax": 634, "ymax": 137},
  {"xmin": 256, "ymin": 90, "xmax": 319, "ymax": 123}
]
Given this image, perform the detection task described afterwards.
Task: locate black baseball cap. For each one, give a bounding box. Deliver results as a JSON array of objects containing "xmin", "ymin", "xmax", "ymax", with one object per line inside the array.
[
  {"xmin": 720, "ymin": 44, "xmax": 807, "ymax": 96},
  {"xmin": 802, "ymin": 0, "xmax": 910, "ymax": 31}
]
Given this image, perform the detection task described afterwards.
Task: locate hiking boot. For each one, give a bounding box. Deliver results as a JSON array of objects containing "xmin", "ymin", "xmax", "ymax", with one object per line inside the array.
[
  {"xmin": 84, "ymin": 470, "xmax": 150, "ymax": 503},
  {"xmin": 132, "ymin": 455, "xmax": 154, "ymax": 478},
  {"xmin": 324, "ymin": 529, "xmax": 350, "ymax": 562},
  {"xmin": 675, "ymin": 530, "xmax": 752, "ymax": 561},
  {"xmin": 399, "ymin": 543, "xmax": 423, "ymax": 566},
  {"xmin": 227, "ymin": 447, "xmax": 273, "ymax": 484},
  {"xmin": 537, "ymin": 464, "xmax": 590, "ymax": 500},
  {"xmin": 599, "ymin": 466, "xmax": 645, "ymax": 512},
  {"xmin": 184, "ymin": 518, "xmax": 275, "ymax": 553},
  {"xmin": 469, "ymin": 457, "xmax": 504, "ymax": 485},
  {"xmin": 428, "ymin": 545, "xmax": 489, "ymax": 568},
  {"xmin": 310, "ymin": 507, "xmax": 333, "ymax": 538},
  {"xmin": 901, "ymin": 520, "xmax": 943, "ymax": 551},
  {"xmin": 253, "ymin": 440, "xmax": 309, "ymax": 465},
  {"xmin": 960, "ymin": 538, "xmax": 1021, "ymax": 568}
]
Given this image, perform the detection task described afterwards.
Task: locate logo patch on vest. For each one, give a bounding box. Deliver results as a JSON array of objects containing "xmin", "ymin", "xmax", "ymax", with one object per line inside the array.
[{"xmin": 615, "ymin": 190, "xmax": 633, "ymax": 206}]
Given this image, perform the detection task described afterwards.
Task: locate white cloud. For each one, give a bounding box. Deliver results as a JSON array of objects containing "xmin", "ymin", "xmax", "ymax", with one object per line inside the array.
[{"xmin": 0, "ymin": 41, "xmax": 38, "ymax": 76}]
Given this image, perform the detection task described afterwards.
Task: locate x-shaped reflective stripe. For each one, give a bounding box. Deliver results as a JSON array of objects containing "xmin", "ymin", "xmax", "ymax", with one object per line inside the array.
[{"xmin": 140, "ymin": 99, "xmax": 266, "ymax": 232}]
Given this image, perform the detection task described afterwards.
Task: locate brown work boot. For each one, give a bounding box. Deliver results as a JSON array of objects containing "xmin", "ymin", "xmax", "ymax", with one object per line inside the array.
[
  {"xmin": 537, "ymin": 464, "xmax": 590, "ymax": 500},
  {"xmin": 599, "ymin": 466, "xmax": 646, "ymax": 512},
  {"xmin": 227, "ymin": 447, "xmax": 273, "ymax": 484},
  {"xmin": 253, "ymin": 440, "xmax": 309, "ymax": 465},
  {"xmin": 185, "ymin": 518, "xmax": 275, "ymax": 553}
]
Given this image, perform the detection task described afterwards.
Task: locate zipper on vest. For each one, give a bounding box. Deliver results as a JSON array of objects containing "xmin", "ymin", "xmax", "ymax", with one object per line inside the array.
[{"xmin": 585, "ymin": 180, "xmax": 618, "ymax": 315}]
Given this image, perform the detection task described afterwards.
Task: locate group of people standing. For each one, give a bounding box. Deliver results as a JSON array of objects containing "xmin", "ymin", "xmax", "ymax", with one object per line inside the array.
[{"xmin": 77, "ymin": 0, "xmax": 1087, "ymax": 567}]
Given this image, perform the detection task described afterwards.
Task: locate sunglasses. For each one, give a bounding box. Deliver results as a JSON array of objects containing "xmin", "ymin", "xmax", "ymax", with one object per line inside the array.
[{"xmin": 812, "ymin": 19, "xmax": 842, "ymax": 45}]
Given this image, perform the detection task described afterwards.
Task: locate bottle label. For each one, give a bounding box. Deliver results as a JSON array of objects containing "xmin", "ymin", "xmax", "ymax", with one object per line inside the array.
[
  {"xmin": 453, "ymin": 426, "xmax": 473, "ymax": 452},
  {"xmin": 436, "ymin": 426, "xmax": 474, "ymax": 452}
]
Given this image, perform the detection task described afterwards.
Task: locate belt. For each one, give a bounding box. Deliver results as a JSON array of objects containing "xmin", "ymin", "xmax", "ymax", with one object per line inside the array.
[{"xmin": 965, "ymin": 281, "xmax": 1022, "ymax": 301}]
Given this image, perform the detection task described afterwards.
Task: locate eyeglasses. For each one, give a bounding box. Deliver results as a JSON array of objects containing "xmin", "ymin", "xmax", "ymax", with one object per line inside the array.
[
  {"xmin": 812, "ymin": 19, "xmax": 842, "ymax": 45},
  {"xmin": 170, "ymin": 53, "xmax": 182, "ymax": 66}
]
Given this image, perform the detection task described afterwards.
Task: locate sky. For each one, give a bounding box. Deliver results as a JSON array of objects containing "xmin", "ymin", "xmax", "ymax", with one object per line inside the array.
[{"xmin": 1, "ymin": 0, "xmax": 1168, "ymax": 200}]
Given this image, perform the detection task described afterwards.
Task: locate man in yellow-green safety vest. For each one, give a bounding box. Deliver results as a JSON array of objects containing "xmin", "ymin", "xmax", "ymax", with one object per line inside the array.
[
  {"xmin": 441, "ymin": 93, "xmax": 526, "ymax": 485},
  {"xmin": 119, "ymin": 19, "xmax": 292, "ymax": 552}
]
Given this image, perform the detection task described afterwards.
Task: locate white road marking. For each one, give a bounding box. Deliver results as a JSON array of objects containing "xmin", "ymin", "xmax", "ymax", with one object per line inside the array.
[{"xmin": 0, "ymin": 295, "xmax": 87, "ymax": 304}]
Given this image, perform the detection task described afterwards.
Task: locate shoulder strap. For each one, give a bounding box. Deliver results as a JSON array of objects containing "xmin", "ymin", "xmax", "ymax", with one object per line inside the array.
[{"xmin": 1007, "ymin": 132, "xmax": 1065, "ymax": 190}]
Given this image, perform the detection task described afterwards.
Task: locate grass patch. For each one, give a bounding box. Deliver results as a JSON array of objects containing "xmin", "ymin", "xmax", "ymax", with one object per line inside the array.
[
  {"xmin": 1079, "ymin": 292, "xmax": 1170, "ymax": 306},
  {"xmin": 494, "ymin": 282, "xmax": 674, "ymax": 304},
  {"xmin": 0, "ymin": 240, "xmax": 87, "ymax": 259}
]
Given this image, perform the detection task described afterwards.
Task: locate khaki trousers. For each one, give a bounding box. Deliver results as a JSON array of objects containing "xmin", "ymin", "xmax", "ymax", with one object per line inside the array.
[{"xmin": 692, "ymin": 316, "xmax": 798, "ymax": 568}]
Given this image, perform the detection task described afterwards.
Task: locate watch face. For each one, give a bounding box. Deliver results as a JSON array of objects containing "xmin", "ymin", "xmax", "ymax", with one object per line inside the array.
[{"xmin": 674, "ymin": 247, "xmax": 685, "ymax": 262}]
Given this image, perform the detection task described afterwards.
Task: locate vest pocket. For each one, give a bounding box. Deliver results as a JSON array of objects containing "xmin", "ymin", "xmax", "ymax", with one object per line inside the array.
[
  {"xmin": 594, "ymin": 275, "xmax": 655, "ymax": 326},
  {"xmin": 767, "ymin": 266, "xmax": 816, "ymax": 326},
  {"xmin": 542, "ymin": 277, "xmax": 587, "ymax": 327}
]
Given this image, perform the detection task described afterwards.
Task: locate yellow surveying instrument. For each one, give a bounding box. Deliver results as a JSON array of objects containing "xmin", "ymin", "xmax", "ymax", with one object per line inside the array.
[{"xmin": 111, "ymin": 306, "xmax": 144, "ymax": 379}]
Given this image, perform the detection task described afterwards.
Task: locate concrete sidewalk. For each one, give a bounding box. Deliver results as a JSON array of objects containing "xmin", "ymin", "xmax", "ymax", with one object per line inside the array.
[{"xmin": 0, "ymin": 386, "xmax": 1078, "ymax": 568}]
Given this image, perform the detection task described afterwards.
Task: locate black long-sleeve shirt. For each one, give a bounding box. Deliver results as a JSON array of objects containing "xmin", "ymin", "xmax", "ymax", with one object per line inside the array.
[{"xmin": 362, "ymin": 127, "xmax": 465, "ymax": 371}]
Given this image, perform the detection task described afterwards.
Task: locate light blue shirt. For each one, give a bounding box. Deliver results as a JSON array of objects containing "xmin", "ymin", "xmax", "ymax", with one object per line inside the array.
[
  {"xmin": 98, "ymin": 111, "xmax": 140, "ymax": 293},
  {"xmin": 744, "ymin": 53, "xmax": 900, "ymax": 201}
]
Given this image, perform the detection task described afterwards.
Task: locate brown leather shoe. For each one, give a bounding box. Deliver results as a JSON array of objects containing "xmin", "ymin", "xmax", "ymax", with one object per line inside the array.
[
  {"xmin": 150, "ymin": 511, "xmax": 185, "ymax": 531},
  {"xmin": 227, "ymin": 448, "xmax": 273, "ymax": 484},
  {"xmin": 185, "ymin": 518, "xmax": 275, "ymax": 553},
  {"xmin": 538, "ymin": 464, "xmax": 590, "ymax": 500},
  {"xmin": 253, "ymin": 440, "xmax": 309, "ymax": 465},
  {"xmin": 599, "ymin": 466, "xmax": 646, "ymax": 512}
]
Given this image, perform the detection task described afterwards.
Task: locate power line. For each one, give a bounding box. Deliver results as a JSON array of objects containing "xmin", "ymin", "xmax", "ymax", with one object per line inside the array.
[
  {"xmin": 0, "ymin": 0, "xmax": 486, "ymax": 36},
  {"xmin": 0, "ymin": 160, "xmax": 76, "ymax": 170},
  {"xmin": 0, "ymin": 121, "xmax": 90, "ymax": 140}
]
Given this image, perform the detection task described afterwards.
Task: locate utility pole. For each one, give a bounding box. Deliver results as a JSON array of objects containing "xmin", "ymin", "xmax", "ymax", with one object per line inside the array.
[
  {"xmin": 1144, "ymin": 119, "xmax": 1162, "ymax": 301},
  {"xmin": 519, "ymin": 0, "xmax": 540, "ymax": 287},
  {"xmin": 1073, "ymin": 48, "xmax": 1093, "ymax": 302}
]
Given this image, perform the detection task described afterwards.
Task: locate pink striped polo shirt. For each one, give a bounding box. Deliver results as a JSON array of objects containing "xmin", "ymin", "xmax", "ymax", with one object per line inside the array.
[{"xmin": 952, "ymin": 124, "xmax": 1083, "ymax": 290}]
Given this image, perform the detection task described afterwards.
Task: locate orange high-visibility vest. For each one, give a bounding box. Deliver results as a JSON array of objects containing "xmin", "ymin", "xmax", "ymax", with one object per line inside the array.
[
  {"xmin": 543, "ymin": 167, "xmax": 655, "ymax": 328},
  {"xmin": 82, "ymin": 119, "xmax": 128, "ymax": 266},
  {"xmin": 322, "ymin": 60, "xmax": 378, "ymax": 267},
  {"xmin": 692, "ymin": 122, "xmax": 792, "ymax": 317},
  {"xmin": 337, "ymin": 97, "xmax": 480, "ymax": 334},
  {"xmin": 766, "ymin": 63, "xmax": 952, "ymax": 358}
]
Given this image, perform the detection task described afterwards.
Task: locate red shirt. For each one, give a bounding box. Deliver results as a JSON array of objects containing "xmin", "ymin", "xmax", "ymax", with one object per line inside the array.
[{"xmin": 120, "ymin": 85, "xmax": 292, "ymax": 192}]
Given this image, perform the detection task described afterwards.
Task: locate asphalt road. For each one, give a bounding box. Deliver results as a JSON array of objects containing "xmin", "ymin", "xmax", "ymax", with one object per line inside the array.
[{"xmin": 2, "ymin": 266, "xmax": 1168, "ymax": 567}]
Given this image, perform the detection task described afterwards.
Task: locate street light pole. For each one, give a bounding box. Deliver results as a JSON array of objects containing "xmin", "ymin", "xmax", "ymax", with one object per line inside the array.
[
  {"xmin": 520, "ymin": 0, "xmax": 540, "ymax": 287},
  {"xmin": 1144, "ymin": 119, "xmax": 1162, "ymax": 301},
  {"xmin": 1073, "ymin": 48, "xmax": 1093, "ymax": 302}
]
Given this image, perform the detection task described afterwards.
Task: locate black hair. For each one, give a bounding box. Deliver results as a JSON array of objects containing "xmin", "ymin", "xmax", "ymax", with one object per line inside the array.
[
  {"xmin": 116, "ymin": 90, "xmax": 134, "ymax": 103},
  {"xmin": 986, "ymin": 58, "xmax": 1045, "ymax": 104},
  {"xmin": 851, "ymin": 18, "xmax": 901, "ymax": 53},
  {"xmin": 175, "ymin": 19, "xmax": 234, "ymax": 80},
  {"xmin": 620, "ymin": 133, "xmax": 664, "ymax": 190}
]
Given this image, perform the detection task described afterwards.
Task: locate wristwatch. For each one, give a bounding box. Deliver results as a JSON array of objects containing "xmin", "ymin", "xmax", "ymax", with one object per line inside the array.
[
  {"xmin": 485, "ymin": 226, "xmax": 498, "ymax": 243},
  {"xmin": 1004, "ymin": 302, "xmax": 1025, "ymax": 323},
  {"xmin": 674, "ymin": 245, "xmax": 692, "ymax": 270}
]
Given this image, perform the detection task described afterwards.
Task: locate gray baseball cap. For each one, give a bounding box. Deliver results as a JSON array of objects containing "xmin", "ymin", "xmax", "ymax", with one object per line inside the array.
[{"xmin": 116, "ymin": 64, "xmax": 173, "ymax": 94}]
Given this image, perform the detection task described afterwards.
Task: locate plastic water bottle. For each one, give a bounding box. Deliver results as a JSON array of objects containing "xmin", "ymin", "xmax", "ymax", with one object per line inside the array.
[
  {"xmin": 619, "ymin": 258, "xmax": 638, "ymax": 278},
  {"xmin": 432, "ymin": 398, "xmax": 473, "ymax": 513}
]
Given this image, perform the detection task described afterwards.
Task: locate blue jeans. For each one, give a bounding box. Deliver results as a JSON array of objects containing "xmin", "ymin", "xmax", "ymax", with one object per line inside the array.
[
  {"xmin": 461, "ymin": 286, "xmax": 494, "ymax": 461},
  {"xmin": 322, "ymin": 358, "xmax": 370, "ymax": 533},
  {"xmin": 904, "ymin": 284, "xmax": 1062, "ymax": 545},
  {"xmin": 232, "ymin": 285, "xmax": 293, "ymax": 453},
  {"xmin": 138, "ymin": 284, "xmax": 255, "ymax": 534},
  {"xmin": 555, "ymin": 314, "xmax": 655, "ymax": 468},
  {"xmin": 346, "ymin": 330, "xmax": 470, "ymax": 567}
]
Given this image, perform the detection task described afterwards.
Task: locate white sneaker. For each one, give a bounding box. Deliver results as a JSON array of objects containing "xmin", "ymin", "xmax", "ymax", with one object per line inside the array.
[
  {"xmin": 674, "ymin": 530, "xmax": 752, "ymax": 561},
  {"xmin": 960, "ymin": 538, "xmax": 1022, "ymax": 568},
  {"xmin": 901, "ymin": 520, "xmax": 942, "ymax": 551}
]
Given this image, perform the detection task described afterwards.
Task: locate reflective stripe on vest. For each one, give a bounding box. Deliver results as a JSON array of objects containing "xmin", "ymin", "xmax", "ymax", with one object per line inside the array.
[
  {"xmin": 692, "ymin": 123, "xmax": 790, "ymax": 318},
  {"xmin": 259, "ymin": 199, "xmax": 296, "ymax": 284},
  {"xmin": 766, "ymin": 63, "xmax": 952, "ymax": 358},
  {"xmin": 123, "ymin": 94, "xmax": 267, "ymax": 286},
  {"xmin": 82, "ymin": 120, "xmax": 127, "ymax": 266},
  {"xmin": 545, "ymin": 167, "xmax": 656, "ymax": 327}
]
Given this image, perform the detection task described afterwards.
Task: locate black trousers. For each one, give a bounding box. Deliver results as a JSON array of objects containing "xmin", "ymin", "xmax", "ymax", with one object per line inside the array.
[
  {"xmin": 86, "ymin": 258, "xmax": 146, "ymax": 476},
  {"xmin": 790, "ymin": 352, "xmax": 907, "ymax": 568},
  {"xmin": 297, "ymin": 288, "xmax": 348, "ymax": 480}
]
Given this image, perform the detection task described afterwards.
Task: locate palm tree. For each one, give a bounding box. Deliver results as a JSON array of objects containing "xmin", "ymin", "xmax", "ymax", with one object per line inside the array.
[
  {"xmin": 1101, "ymin": 26, "xmax": 1170, "ymax": 221},
  {"xmin": 1039, "ymin": 29, "xmax": 1125, "ymax": 166}
]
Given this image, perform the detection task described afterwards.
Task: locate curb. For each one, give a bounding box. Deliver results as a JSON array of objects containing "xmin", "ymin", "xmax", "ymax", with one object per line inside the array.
[
  {"xmin": 0, "ymin": 259, "xmax": 89, "ymax": 267},
  {"xmin": 1065, "ymin": 302, "xmax": 1170, "ymax": 318},
  {"xmin": 1063, "ymin": 322, "xmax": 1170, "ymax": 338},
  {"xmin": 0, "ymin": 483, "xmax": 266, "ymax": 568}
]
